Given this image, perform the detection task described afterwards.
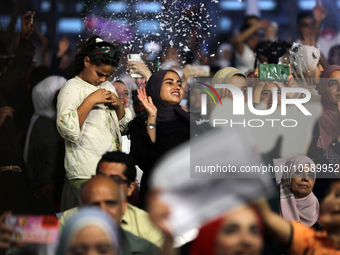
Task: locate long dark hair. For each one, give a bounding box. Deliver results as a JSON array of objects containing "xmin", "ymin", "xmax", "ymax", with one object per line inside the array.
[{"xmin": 69, "ymin": 35, "xmax": 121, "ymax": 78}]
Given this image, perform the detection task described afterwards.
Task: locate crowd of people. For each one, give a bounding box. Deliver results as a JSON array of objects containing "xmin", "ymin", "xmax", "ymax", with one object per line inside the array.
[{"xmin": 2, "ymin": 2, "xmax": 340, "ymax": 255}]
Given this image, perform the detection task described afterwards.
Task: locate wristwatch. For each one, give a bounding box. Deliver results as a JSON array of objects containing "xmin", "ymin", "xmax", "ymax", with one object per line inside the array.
[{"xmin": 146, "ymin": 122, "xmax": 157, "ymax": 130}]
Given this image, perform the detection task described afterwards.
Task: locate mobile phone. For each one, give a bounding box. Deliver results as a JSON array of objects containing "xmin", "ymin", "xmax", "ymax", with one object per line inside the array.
[
  {"xmin": 186, "ymin": 65, "xmax": 210, "ymax": 77},
  {"xmin": 6, "ymin": 215, "xmax": 59, "ymax": 244},
  {"xmin": 27, "ymin": 11, "xmax": 33, "ymax": 25},
  {"xmin": 258, "ymin": 63, "xmax": 290, "ymax": 82},
  {"xmin": 127, "ymin": 54, "xmax": 142, "ymax": 78}
]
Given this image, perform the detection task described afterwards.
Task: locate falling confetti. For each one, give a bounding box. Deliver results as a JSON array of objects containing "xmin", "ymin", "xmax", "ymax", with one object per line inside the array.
[{"xmin": 80, "ymin": 0, "xmax": 219, "ymax": 67}]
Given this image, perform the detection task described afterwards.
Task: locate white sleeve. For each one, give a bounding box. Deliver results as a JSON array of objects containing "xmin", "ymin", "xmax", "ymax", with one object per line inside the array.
[{"xmin": 56, "ymin": 81, "xmax": 84, "ymax": 144}]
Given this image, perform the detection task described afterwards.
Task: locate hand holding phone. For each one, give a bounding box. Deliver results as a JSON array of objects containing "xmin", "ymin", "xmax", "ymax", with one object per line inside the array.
[
  {"xmin": 5, "ymin": 215, "xmax": 58, "ymax": 244},
  {"xmin": 258, "ymin": 63, "xmax": 290, "ymax": 82},
  {"xmin": 0, "ymin": 211, "xmax": 14, "ymax": 250},
  {"xmin": 128, "ymin": 54, "xmax": 143, "ymax": 78}
]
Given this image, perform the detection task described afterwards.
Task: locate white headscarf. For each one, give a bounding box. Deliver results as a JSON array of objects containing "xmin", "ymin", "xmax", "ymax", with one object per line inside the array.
[
  {"xmin": 56, "ymin": 207, "xmax": 119, "ymax": 255},
  {"xmin": 288, "ymin": 43, "xmax": 321, "ymax": 91},
  {"xmin": 23, "ymin": 75, "xmax": 66, "ymax": 163}
]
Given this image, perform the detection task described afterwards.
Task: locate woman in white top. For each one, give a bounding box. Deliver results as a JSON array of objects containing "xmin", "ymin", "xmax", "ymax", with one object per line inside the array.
[{"xmin": 56, "ymin": 35, "xmax": 132, "ymax": 206}]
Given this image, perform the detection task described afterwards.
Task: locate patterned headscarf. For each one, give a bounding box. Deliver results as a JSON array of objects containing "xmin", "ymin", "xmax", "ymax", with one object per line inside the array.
[{"xmin": 288, "ymin": 43, "xmax": 320, "ymax": 91}]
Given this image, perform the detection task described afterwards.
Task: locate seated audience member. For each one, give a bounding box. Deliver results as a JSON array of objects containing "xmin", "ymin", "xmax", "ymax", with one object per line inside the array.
[
  {"xmin": 257, "ymin": 178, "xmax": 340, "ymax": 254},
  {"xmin": 188, "ymin": 205, "xmax": 264, "ymax": 255},
  {"xmin": 56, "ymin": 207, "xmax": 119, "ymax": 255},
  {"xmin": 80, "ymin": 176, "xmax": 159, "ymax": 254},
  {"xmin": 59, "ymin": 151, "xmax": 163, "ymax": 248},
  {"xmin": 308, "ymin": 65, "xmax": 340, "ymax": 200},
  {"xmin": 279, "ymin": 155, "xmax": 319, "ymax": 227}
]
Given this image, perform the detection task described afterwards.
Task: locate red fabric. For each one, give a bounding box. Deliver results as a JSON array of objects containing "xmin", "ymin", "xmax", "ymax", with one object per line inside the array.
[
  {"xmin": 189, "ymin": 206, "xmax": 264, "ymax": 255},
  {"xmin": 189, "ymin": 216, "xmax": 225, "ymax": 255}
]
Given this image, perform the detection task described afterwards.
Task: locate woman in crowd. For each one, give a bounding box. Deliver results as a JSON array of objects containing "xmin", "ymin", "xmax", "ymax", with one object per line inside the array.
[
  {"xmin": 128, "ymin": 70, "xmax": 191, "ymax": 208},
  {"xmin": 24, "ymin": 75, "xmax": 66, "ymax": 207},
  {"xmin": 208, "ymin": 67, "xmax": 247, "ymax": 114},
  {"xmin": 308, "ymin": 65, "xmax": 340, "ymax": 199},
  {"xmin": 56, "ymin": 207, "xmax": 119, "ymax": 255},
  {"xmin": 279, "ymin": 155, "xmax": 319, "ymax": 228},
  {"xmin": 252, "ymin": 80, "xmax": 282, "ymax": 110},
  {"xmin": 189, "ymin": 205, "xmax": 264, "ymax": 255},
  {"xmin": 280, "ymin": 43, "xmax": 323, "ymax": 96},
  {"xmin": 57, "ymin": 35, "xmax": 132, "ymax": 207}
]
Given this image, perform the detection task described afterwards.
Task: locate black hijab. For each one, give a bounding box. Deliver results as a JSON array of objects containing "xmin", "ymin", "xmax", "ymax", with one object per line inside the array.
[{"xmin": 146, "ymin": 70, "xmax": 190, "ymax": 123}]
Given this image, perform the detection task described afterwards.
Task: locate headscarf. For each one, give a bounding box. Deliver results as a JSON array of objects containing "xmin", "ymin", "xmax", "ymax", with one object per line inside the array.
[
  {"xmin": 56, "ymin": 207, "xmax": 119, "ymax": 255},
  {"xmin": 146, "ymin": 69, "xmax": 190, "ymax": 122},
  {"xmin": 188, "ymin": 216, "xmax": 225, "ymax": 255},
  {"xmin": 208, "ymin": 67, "xmax": 246, "ymax": 114},
  {"xmin": 286, "ymin": 43, "xmax": 320, "ymax": 91},
  {"xmin": 217, "ymin": 43, "xmax": 232, "ymax": 68},
  {"xmin": 189, "ymin": 206, "xmax": 263, "ymax": 255},
  {"xmin": 280, "ymin": 155, "xmax": 319, "ymax": 227},
  {"xmin": 317, "ymin": 65, "xmax": 340, "ymax": 151},
  {"xmin": 23, "ymin": 75, "xmax": 66, "ymax": 163}
]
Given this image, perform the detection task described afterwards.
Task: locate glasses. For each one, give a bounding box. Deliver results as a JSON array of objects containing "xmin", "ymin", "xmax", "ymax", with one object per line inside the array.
[{"xmin": 95, "ymin": 173, "xmax": 129, "ymax": 185}]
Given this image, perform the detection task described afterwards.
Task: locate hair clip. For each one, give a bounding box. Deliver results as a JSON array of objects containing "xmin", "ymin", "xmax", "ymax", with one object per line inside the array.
[{"xmin": 95, "ymin": 38, "xmax": 104, "ymax": 43}]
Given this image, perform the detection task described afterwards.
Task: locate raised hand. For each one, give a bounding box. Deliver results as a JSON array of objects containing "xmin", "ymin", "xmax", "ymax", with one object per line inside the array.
[
  {"xmin": 21, "ymin": 12, "xmax": 35, "ymax": 39},
  {"xmin": 137, "ymin": 87, "xmax": 157, "ymax": 117},
  {"xmin": 313, "ymin": 1, "xmax": 328, "ymax": 23},
  {"xmin": 0, "ymin": 211, "xmax": 14, "ymax": 252},
  {"xmin": 0, "ymin": 106, "xmax": 15, "ymax": 126},
  {"xmin": 57, "ymin": 37, "xmax": 70, "ymax": 57}
]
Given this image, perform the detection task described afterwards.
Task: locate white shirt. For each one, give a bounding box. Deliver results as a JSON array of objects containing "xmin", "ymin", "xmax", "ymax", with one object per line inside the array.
[
  {"xmin": 235, "ymin": 44, "xmax": 256, "ymax": 73},
  {"xmin": 57, "ymin": 76, "xmax": 132, "ymax": 180}
]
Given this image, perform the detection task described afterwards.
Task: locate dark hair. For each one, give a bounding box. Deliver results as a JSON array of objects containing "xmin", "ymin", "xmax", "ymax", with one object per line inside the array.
[
  {"xmin": 29, "ymin": 65, "xmax": 52, "ymax": 90},
  {"xmin": 240, "ymin": 15, "xmax": 260, "ymax": 32},
  {"xmin": 329, "ymin": 45, "xmax": 340, "ymax": 65},
  {"xmin": 113, "ymin": 79, "xmax": 126, "ymax": 85},
  {"xmin": 254, "ymin": 39, "xmax": 292, "ymax": 68},
  {"xmin": 69, "ymin": 35, "xmax": 121, "ymax": 77},
  {"xmin": 297, "ymin": 11, "xmax": 313, "ymax": 26},
  {"xmin": 96, "ymin": 151, "xmax": 136, "ymax": 183}
]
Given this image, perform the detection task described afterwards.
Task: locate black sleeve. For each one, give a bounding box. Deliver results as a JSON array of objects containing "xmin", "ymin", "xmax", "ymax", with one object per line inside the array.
[
  {"xmin": 127, "ymin": 115, "xmax": 158, "ymax": 172},
  {"xmin": 0, "ymin": 37, "xmax": 34, "ymax": 96},
  {"xmin": 50, "ymin": 53, "xmax": 62, "ymax": 75}
]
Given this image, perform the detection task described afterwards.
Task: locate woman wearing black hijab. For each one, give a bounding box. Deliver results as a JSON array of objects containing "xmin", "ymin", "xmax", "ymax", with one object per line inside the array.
[{"xmin": 128, "ymin": 69, "xmax": 191, "ymax": 208}]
